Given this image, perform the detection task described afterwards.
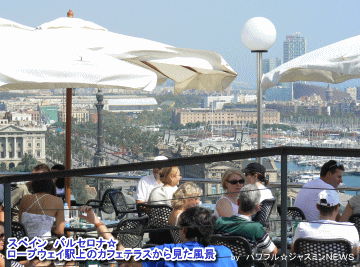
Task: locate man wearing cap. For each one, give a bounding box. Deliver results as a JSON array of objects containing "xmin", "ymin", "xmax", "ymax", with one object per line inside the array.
[
  {"xmin": 294, "ymin": 160, "xmax": 344, "ymax": 221},
  {"xmin": 135, "ymin": 156, "xmax": 168, "ymax": 204},
  {"xmin": 242, "ymin": 162, "xmax": 273, "ymax": 203},
  {"xmin": 292, "ymin": 189, "xmax": 359, "ymax": 256}
]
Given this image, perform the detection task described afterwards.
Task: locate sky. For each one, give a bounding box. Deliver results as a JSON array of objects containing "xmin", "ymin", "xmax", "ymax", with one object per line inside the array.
[{"xmin": 3, "ymin": 0, "xmax": 360, "ymax": 89}]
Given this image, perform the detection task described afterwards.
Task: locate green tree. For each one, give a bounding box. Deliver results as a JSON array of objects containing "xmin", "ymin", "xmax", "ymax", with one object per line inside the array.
[{"xmin": 11, "ymin": 153, "xmax": 40, "ymax": 172}]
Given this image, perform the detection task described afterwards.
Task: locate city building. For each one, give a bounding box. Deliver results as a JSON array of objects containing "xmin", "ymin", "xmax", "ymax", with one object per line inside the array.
[
  {"xmin": 104, "ymin": 98, "xmax": 158, "ymax": 113},
  {"xmin": 262, "ymin": 58, "xmax": 282, "ymax": 74},
  {"xmin": 265, "ymin": 85, "xmax": 293, "ymax": 102},
  {"xmin": 173, "ymin": 108, "xmax": 280, "ymax": 125},
  {"xmin": 58, "ymin": 107, "xmax": 90, "ymax": 124},
  {"xmin": 0, "ymin": 123, "xmax": 46, "ymax": 168},
  {"xmin": 346, "ymin": 87, "xmax": 357, "ymax": 101},
  {"xmin": 201, "ymin": 95, "xmax": 234, "ymax": 109},
  {"xmin": 283, "ymin": 32, "xmax": 306, "ymax": 63},
  {"xmin": 40, "ymin": 106, "xmax": 58, "ymax": 124}
]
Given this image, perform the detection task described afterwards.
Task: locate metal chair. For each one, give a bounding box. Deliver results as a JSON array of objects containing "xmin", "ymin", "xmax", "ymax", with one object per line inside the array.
[
  {"xmin": 136, "ymin": 203, "xmax": 173, "ymax": 245},
  {"xmin": 277, "ymin": 205, "xmax": 306, "ymax": 221},
  {"xmin": 112, "ymin": 216, "xmax": 148, "ymax": 248},
  {"xmin": 252, "ymin": 198, "xmax": 276, "ymax": 226},
  {"xmin": 293, "ymin": 238, "xmax": 358, "ymax": 267},
  {"xmin": 210, "ymin": 235, "xmax": 253, "ymax": 267},
  {"xmin": 349, "ymin": 213, "xmax": 360, "ymax": 238},
  {"xmin": 11, "ymin": 222, "xmax": 27, "ymax": 239},
  {"xmin": 77, "ymin": 188, "xmax": 118, "ymax": 215},
  {"xmin": 108, "ymin": 189, "xmax": 136, "ymax": 220},
  {"xmin": 168, "ymin": 225, "xmax": 181, "ymax": 244}
]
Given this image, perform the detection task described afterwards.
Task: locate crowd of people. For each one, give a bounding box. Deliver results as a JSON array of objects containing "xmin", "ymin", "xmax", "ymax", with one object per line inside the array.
[{"xmin": 0, "ymin": 158, "xmax": 360, "ymax": 266}]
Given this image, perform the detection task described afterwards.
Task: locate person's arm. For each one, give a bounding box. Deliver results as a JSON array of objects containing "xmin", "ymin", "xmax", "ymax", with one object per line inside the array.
[
  {"xmin": 135, "ymin": 180, "xmax": 146, "ymax": 203},
  {"xmin": 215, "ymin": 198, "xmax": 236, "ymax": 217},
  {"xmin": 53, "ymin": 197, "xmax": 65, "ymax": 235},
  {"xmin": 78, "ymin": 206, "xmax": 125, "ymax": 251},
  {"xmin": 291, "ymin": 242, "xmax": 295, "ymax": 253},
  {"xmin": 18, "ymin": 197, "xmax": 27, "ymax": 223},
  {"xmin": 339, "ymin": 203, "xmax": 353, "ymax": 222}
]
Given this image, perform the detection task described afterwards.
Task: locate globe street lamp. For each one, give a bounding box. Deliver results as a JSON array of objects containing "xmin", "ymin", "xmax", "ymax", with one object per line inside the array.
[{"xmin": 241, "ymin": 17, "xmax": 276, "ymax": 162}]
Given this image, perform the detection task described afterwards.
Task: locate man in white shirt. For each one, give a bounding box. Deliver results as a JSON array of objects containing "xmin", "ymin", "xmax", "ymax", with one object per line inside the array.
[
  {"xmin": 135, "ymin": 156, "xmax": 168, "ymax": 204},
  {"xmin": 292, "ymin": 189, "xmax": 360, "ymax": 256},
  {"xmin": 294, "ymin": 160, "xmax": 344, "ymax": 221}
]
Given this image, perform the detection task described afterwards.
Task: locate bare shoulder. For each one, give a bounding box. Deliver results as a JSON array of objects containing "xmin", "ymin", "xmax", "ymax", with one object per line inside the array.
[
  {"xmin": 216, "ymin": 197, "xmax": 232, "ymax": 208},
  {"xmin": 46, "ymin": 195, "xmax": 64, "ymax": 207}
]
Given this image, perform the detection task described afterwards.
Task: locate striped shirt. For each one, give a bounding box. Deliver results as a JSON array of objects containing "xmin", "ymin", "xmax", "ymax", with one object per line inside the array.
[{"xmin": 1, "ymin": 254, "xmax": 24, "ymax": 267}]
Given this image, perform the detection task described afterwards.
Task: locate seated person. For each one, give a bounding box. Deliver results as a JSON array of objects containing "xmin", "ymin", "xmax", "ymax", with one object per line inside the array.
[
  {"xmin": 135, "ymin": 156, "xmax": 168, "ymax": 204},
  {"xmin": 292, "ymin": 189, "xmax": 360, "ymax": 256},
  {"xmin": 169, "ymin": 182, "xmax": 202, "ymax": 226},
  {"xmin": 19, "ymin": 164, "xmax": 64, "ymax": 238},
  {"xmin": 340, "ymin": 193, "xmax": 360, "ymax": 222},
  {"xmin": 78, "ymin": 205, "xmax": 237, "ymax": 267},
  {"xmin": 214, "ymin": 169, "xmax": 244, "ymax": 218},
  {"xmin": 51, "ymin": 164, "xmax": 66, "ymax": 197},
  {"xmin": 215, "ymin": 184, "xmax": 278, "ymax": 255},
  {"xmin": 294, "ymin": 160, "xmax": 344, "ymax": 221},
  {"xmin": 242, "ymin": 163, "xmax": 273, "ymax": 203},
  {"xmin": 148, "ymin": 166, "xmax": 182, "ymax": 206}
]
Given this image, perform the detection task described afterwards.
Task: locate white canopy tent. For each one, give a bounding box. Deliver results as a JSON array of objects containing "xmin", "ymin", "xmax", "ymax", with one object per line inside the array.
[{"xmin": 261, "ymin": 34, "xmax": 360, "ymax": 91}]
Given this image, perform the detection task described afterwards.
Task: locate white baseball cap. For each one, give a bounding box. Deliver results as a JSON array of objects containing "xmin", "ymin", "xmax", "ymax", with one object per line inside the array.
[
  {"xmin": 154, "ymin": 156, "xmax": 168, "ymax": 161},
  {"xmin": 317, "ymin": 190, "xmax": 340, "ymax": 207}
]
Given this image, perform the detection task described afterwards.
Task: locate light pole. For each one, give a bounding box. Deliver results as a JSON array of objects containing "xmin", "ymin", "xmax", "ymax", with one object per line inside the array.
[{"xmin": 241, "ymin": 17, "xmax": 276, "ymax": 163}]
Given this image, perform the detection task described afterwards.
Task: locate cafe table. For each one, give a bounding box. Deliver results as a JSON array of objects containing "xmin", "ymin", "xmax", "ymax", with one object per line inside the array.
[{"xmin": 64, "ymin": 219, "xmax": 119, "ymax": 237}]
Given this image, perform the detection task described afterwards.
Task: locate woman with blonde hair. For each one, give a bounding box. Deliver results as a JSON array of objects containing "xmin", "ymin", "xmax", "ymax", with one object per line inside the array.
[
  {"xmin": 149, "ymin": 166, "xmax": 182, "ymax": 206},
  {"xmin": 169, "ymin": 182, "xmax": 203, "ymax": 226},
  {"xmin": 214, "ymin": 169, "xmax": 245, "ymax": 218}
]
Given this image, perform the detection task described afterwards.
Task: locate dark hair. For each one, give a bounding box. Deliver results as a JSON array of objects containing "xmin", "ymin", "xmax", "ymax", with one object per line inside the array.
[
  {"xmin": 317, "ymin": 204, "xmax": 340, "ymax": 216},
  {"xmin": 51, "ymin": 164, "xmax": 66, "ymax": 189},
  {"xmin": 51, "ymin": 164, "xmax": 65, "ymax": 171},
  {"xmin": 249, "ymin": 171, "xmax": 269, "ymax": 186},
  {"xmin": 32, "ymin": 164, "xmax": 50, "ymax": 173},
  {"xmin": 31, "ymin": 179, "xmax": 56, "ymax": 196},
  {"xmin": 179, "ymin": 206, "xmax": 216, "ymax": 247},
  {"xmin": 320, "ymin": 160, "xmax": 345, "ymax": 177}
]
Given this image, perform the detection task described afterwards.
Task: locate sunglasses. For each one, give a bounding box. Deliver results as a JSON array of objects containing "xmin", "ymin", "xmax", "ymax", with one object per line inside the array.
[
  {"xmin": 227, "ymin": 179, "xmax": 245, "ymax": 185},
  {"xmin": 329, "ymin": 161, "xmax": 343, "ymax": 170},
  {"xmin": 0, "ymin": 233, "xmax": 4, "ymax": 239}
]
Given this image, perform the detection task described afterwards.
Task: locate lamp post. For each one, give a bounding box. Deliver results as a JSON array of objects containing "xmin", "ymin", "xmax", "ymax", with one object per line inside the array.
[{"xmin": 241, "ymin": 17, "xmax": 276, "ymax": 163}]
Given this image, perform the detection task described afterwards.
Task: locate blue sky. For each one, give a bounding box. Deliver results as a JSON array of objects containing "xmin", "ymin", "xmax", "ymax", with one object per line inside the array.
[{"xmin": 3, "ymin": 0, "xmax": 360, "ymax": 89}]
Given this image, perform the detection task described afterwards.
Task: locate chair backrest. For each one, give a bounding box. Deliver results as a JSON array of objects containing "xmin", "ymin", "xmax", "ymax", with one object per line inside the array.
[
  {"xmin": 277, "ymin": 205, "xmax": 306, "ymax": 221},
  {"xmin": 211, "ymin": 235, "xmax": 253, "ymax": 267},
  {"xmin": 109, "ymin": 189, "xmax": 129, "ymax": 220},
  {"xmin": 136, "ymin": 203, "xmax": 173, "ymax": 229},
  {"xmin": 11, "ymin": 222, "xmax": 27, "ymax": 239},
  {"xmin": 294, "ymin": 238, "xmax": 354, "ymax": 267},
  {"xmin": 252, "ymin": 198, "xmax": 276, "ymax": 226},
  {"xmin": 112, "ymin": 216, "xmax": 148, "ymax": 248},
  {"xmin": 100, "ymin": 188, "xmax": 118, "ymax": 214},
  {"xmin": 169, "ymin": 225, "xmax": 181, "ymax": 244},
  {"xmin": 349, "ymin": 213, "xmax": 360, "ymax": 238}
]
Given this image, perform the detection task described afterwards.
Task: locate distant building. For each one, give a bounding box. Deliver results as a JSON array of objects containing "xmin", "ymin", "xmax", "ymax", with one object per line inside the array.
[
  {"xmin": 40, "ymin": 106, "xmax": 58, "ymax": 124},
  {"xmin": 58, "ymin": 107, "xmax": 90, "ymax": 124},
  {"xmin": 0, "ymin": 123, "xmax": 46, "ymax": 168},
  {"xmin": 293, "ymin": 83, "xmax": 352, "ymax": 102},
  {"xmin": 104, "ymin": 98, "xmax": 158, "ymax": 113},
  {"xmin": 262, "ymin": 58, "xmax": 282, "ymax": 74},
  {"xmin": 356, "ymin": 87, "xmax": 360, "ymax": 101},
  {"xmin": 201, "ymin": 96, "xmax": 234, "ymax": 109},
  {"xmin": 283, "ymin": 32, "xmax": 306, "ymax": 63},
  {"xmin": 265, "ymin": 85, "xmax": 293, "ymax": 102},
  {"xmin": 346, "ymin": 87, "xmax": 357, "ymax": 101},
  {"xmin": 173, "ymin": 108, "xmax": 280, "ymax": 126}
]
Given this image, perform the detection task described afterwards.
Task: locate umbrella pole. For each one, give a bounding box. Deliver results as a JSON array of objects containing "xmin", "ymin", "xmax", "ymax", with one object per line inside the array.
[
  {"xmin": 65, "ymin": 88, "xmax": 72, "ymax": 207},
  {"xmin": 65, "ymin": 10, "xmax": 74, "ymax": 207}
]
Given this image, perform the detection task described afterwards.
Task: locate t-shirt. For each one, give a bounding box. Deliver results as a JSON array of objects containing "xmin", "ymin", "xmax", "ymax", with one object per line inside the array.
[
  {"xmin": 215, "ymin": 215, "xmax": 276, "ymax": 254},
  {"xmin": 142, "ymin": 241, "xmax": 237, "ymax": 267},
  {"xmin": 149, "ymin": 186, "xmax": 178, "ymax": 206},
  {"xmin": 294, "ymin": 178, "xmax": 336, "ymax": 221},
  {"xmin": 349, "ymin": 195, "xmax": 360, "ymax": 214},
  {"xmin": 258, "ymin": 184, "xmax": 274, "ymax": 203},
  {"xmin": 135, "ymin": 173, "xmax": 163, "ymax": 202},
  {"xmin": 293, "ymin": 220, "xmax": 360, "ymax": 250}
]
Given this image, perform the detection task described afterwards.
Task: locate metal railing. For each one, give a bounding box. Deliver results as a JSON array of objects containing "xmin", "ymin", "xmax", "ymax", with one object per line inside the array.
[{"xmin": 2, "ymin": 146, "xmax": 360, "ymax": 267}]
